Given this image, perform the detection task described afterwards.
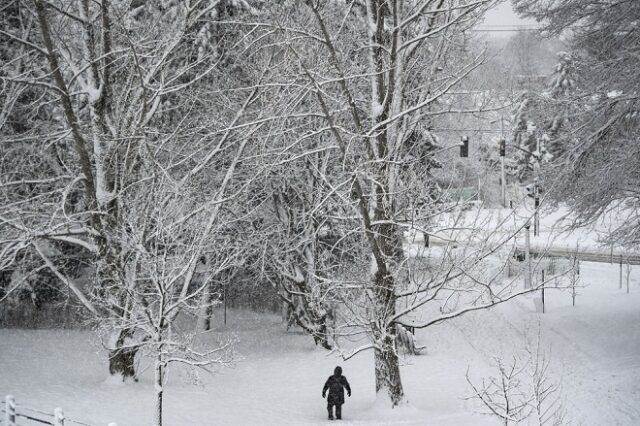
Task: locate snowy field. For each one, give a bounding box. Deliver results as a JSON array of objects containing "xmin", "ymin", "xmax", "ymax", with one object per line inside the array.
[{"xmin": 2, "ymin": 260, "xmax": 639, "ymax": 426}]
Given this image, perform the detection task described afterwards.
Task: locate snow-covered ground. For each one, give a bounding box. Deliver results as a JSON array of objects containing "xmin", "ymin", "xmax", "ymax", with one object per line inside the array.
[
  {"xmin": 2, "ymin": 260, "xmax": 640, "ymax": 425},
  {"xmin": 2, "ymin": 205, "xmax": 639, "ymax": 425}
]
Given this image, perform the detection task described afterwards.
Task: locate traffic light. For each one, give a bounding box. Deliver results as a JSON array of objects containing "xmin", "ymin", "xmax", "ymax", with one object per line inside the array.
[
  {"xmin": 498, "ymin": 138, "xmax": 506, "ymax": 157},
  {"xmin": 460, "ymin": 136, "xmax": 469, "ymax": 158}
]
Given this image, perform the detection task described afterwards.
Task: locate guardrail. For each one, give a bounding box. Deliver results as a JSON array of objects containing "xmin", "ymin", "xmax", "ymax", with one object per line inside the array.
[
  {"xmin": 513, "ymin": 242, "xmax": 636, "ymax": 296},
  {"xmin": 1, "ymin": 396, "xmax": 116, "ymax": 426},
  {"xmin": 515, "ymin": 245, "xmax": 640, "ymax": 266}
]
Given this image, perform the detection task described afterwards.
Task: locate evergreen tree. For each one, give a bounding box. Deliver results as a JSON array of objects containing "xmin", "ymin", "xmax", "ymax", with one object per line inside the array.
[
  {"xmin": 510, "ymin": 51, "xmax": 573, "ymax": 182},
  {"xmin": 513, "ymin": 0, "xmax": 640, "ymax": 246},
  {"xmin": 544, "ymin": 51, "xmax": 575, "ymax": 159}
]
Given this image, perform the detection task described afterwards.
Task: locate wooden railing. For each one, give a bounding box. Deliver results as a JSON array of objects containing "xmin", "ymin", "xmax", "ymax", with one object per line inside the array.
[{"xmin": 1, "ymin": 396, "xmax": 116, "ymax": 426}]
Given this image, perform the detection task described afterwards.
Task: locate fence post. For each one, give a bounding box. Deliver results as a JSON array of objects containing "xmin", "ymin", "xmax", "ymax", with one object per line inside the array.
[
  {"xmin": 525, "ymin": 224, "xmax": 532, "ymax": 289},
  {"xmin": 571, "ymin": 256, "xmax": 577, "ymax": 307},
  {"xmin": 610, "ymin": 244, "xmax": 614, "ymax": 264},
  {"xmin": 54, "ymin": 407, "xmax": 65, "ymax": 426},
  {"xmin": 619, "ymin": 255, "xmax": 623, "ymax": 289},
  {"xmin": 5, "ymin": 395, "xmax": 16, "ymax": 426},
  {"xmin": 627, "ymin": 263, "xmax": 631, "ymax": 294},
  {"xmin": 541, "ymin": 269, "xmax": 545, "ymax": 314}
]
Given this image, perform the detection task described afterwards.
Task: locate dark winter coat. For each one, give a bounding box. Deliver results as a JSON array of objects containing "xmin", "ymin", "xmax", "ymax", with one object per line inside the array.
[{"xmin": 322, "ymin": 367, "xmax": 351, "ymax": 405}]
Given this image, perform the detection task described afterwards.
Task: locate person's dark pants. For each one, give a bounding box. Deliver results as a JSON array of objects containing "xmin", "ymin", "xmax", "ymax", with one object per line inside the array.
[{"xmin": 327, "ymin": 402, "xmax": 342, "ymax": 419}]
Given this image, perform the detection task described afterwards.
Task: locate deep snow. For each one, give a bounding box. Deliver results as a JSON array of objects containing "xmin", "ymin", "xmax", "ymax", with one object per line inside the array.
[
  {"xmin": 1, "ymin": 261, "xmax": 640, "ymax": 425},
  {"xmin": 2, "ymin": 206, "xmax": 640, "ymax": 425}
]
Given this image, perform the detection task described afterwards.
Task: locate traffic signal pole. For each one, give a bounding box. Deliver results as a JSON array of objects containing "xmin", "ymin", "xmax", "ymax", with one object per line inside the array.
[
  {"xmin": 498, "ymin": 137, "xmax": 506, "ymax": 208},
  {"xmin": 499, "ymin": 118, "xmax": 506, "ymax": 208},
  {"xmin": 534, "ymin": 182, "xmax": 540, "ymax": 236},
  {"xmin": 501, "ymin": 155, "xmax": 506, "ymax": 208},
  {"xmin": 524, "ymin": 223, "xmax": 532, "ymax": 289}
]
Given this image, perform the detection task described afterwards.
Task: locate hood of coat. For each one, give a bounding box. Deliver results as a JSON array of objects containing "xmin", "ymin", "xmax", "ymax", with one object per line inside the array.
[{"xmin": 334, "ymin": 366, "xmax": 342, "ymax": 377}]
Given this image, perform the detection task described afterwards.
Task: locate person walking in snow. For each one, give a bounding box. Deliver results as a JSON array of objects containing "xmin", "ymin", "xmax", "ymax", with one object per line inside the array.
[{"xmin": 322, "ymin": 366, "xmax": 351, "ymax": 420}]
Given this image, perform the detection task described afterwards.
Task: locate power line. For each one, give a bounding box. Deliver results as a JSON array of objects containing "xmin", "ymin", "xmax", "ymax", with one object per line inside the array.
[
  {"xmin": 431, "ymin": 128, "xmax": 509, "ymax": 133},
  {"xmin": 471, "ymin": 28, "xmax": 541, "ymax": 32},
  {"xmin": 476, "ymin": 24, "xmax": 540, "ymax": 28},
  {"xmin": 471, "ymin": 24, "xmax": 542, "ymax": 32}
]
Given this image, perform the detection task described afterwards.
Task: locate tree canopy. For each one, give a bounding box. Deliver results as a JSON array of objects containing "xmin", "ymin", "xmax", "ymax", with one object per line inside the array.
[{"xmin": 513, "ymin": 0, "xmax": 640, "ymax": 247}]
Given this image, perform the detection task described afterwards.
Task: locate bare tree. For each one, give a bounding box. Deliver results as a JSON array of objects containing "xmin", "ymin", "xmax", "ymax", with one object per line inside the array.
[
  {"xmin": 256, "ymin": 0, "xmax": 564, "ymax": 406},
  {"xmin": 0, "ymin": 0, "xmax": 268, "ymax": 378},
  {"xmin": 95, "ymin": 175, "xmax": 239, "ymax": 426},
  {"xmin": 466, "ymin": 331, "xmax": 568, "ymax": 425},
  {"xmin": 264, "ymin": 157, "xmax": 345, "ymax": 350}
]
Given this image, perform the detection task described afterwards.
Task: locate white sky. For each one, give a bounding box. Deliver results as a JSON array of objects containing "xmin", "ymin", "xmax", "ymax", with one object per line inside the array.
[{"xmin": 481, "ymin": 2, "xmax": 537, "ymax": 27}]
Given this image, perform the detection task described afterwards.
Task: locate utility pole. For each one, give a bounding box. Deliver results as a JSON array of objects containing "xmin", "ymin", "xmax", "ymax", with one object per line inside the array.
[
  {"xmin": 500, "ymin": 153, "xmax": 506, "ymax": 208},
  {"xmin": 499, "ymin": 116, "xmax": 506, "ymax": 208},
  {"xmin": 533, "ymin": 179, "xmax": 540, "ymax": 236},
  {"xmin": 533, "ymin": 135, "xmax": 541, "ymax": 236},
  {"xmin": 524, "ymin": 223, "xmax": 532, "ymax": 289}
]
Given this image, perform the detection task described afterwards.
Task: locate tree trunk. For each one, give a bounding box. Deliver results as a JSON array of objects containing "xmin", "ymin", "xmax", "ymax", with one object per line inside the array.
[
  {"xmin": 372, "ymin": 224, "xmax": 405, "ymax": 406},
  {"xmin": 154, "ymin": 356, "xmax": 164, "ymax": 426},
  {"xmin": 374, "ymin": 332, "xmax": 404, "ymax": 406},
  {"xmin": 108, "ymin": 329, "xmax": 138, "ymax": 381},
  {"xmin": 312, "ymin": 316, "xmax": 333, "ymax": 350},
  {"xmin": 293, "ymin": 300, "xmax": 333, "ymax": 350},
  {"xmin": 108, "ymin": 346, "xmax": 138, "ymax": 381},
  {"xmin": 280, "ymin": 283, "xmax": 334, "ymax": 350},
  {"xmin": 199, "ymin": 282, "xmax": 216, "ymax": 331}
]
